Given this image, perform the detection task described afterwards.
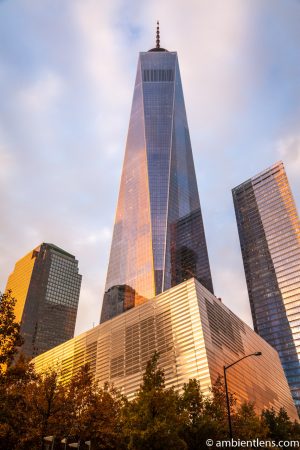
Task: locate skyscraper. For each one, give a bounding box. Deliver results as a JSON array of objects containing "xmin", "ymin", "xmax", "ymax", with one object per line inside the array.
[
  {"xmin": 101, "ymin": 26, "xmax": 213, "ymax": 322},
  {"xmin": 232, "ymin": 162, "xmax": 300, "ymax": 411},
  {"xmin": 30, "ymin": 34, "xmax": 298, "ymax": 421},
  {"xmin": 6, "ymin": 243, "xmax": 82, "ymax": 358}
]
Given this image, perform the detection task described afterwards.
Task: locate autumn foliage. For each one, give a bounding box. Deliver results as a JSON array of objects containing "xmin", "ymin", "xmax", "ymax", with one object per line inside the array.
[{"xmin": 0, "ymin": 292, "xmax": 299, "ymax": 449}]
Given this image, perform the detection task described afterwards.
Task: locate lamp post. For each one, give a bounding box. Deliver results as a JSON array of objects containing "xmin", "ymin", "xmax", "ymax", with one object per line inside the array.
[
  {"xmin": 43, "ymin": 436, "xmax": 55, "ymax": 450},
  {"xmin": 68, "ymin": 439, "xmax": 91, "ymax": 449},
  {"xmin": 61, "ymin": 438, "xmax": 67, "ymax": 450},
  {"xmin": 223, "ymin": 351, "xmax": 262, "ymax": 440}
]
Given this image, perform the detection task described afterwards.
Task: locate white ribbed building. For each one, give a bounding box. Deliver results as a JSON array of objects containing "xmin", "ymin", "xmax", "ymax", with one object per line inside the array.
[{"xmin": 33, "ymin": 278, "xmax": 298, "ymax": 420}]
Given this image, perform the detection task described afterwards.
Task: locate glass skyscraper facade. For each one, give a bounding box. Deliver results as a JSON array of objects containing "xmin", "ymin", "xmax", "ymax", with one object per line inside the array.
[
  {"xmin": 232, "ymin": 162, "xmax": 300, "ymax": 412},
  {"xmin": 6, "ymin": 243, "xmax": 82, "ymax": 358},
  {"xmin": 33, "ymin": 278, "xmax": 298, "ymax": 421},
  {"xmin": 29, "ymin": 37, "xmax": 299, "ymax": 422},
  {"xmin": 101, "ymin": 43, "xmax": 213, "ymax": 323}
]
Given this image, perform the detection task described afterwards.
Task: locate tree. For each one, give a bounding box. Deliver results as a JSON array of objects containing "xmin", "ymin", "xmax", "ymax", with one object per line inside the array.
[
  {"xmin": 61, "ymin": 364, "xmax": 126, "ymax": 449},
  {"xmin": 63, "ymin": 364, "xmax": 95, "ymax": 440},
  {"xmin": 123, "ymin": 352, "xmax": 187, "ymax": 450},
  {"xmin": 180, "ymin": 379, "xmax": 204, "ymax": 425},
  {"xmin": 179, "ymin": 378, "xmax": 218, "ymax": 449},
  {"xmin": 0, "ymin": 360, "xmax": 127, "ymax": 450},
  {"xmin": 204, "ymin": 375, "xmax": 236, "ymax": 440},
  {"xmin": 233, "ymin": 402, "xmax": 268, "ymax": 440},
  {"xmin": 0, "ymin": 356, "xmax": 38, "ymax": 449},
  {"xmin": 26, "ymin": 369, "xmax": 66, "ymax": 449},
  {"xmin": 0, "ymin": 290, "xmax": 24, "ymax": 371},
  {"xmin": 262, "ymin": 407, "xmax": 300, "ymax": 441},
  {"xmin": 81, "ymin": 382, "xmax": 127, "ymax": 449}
]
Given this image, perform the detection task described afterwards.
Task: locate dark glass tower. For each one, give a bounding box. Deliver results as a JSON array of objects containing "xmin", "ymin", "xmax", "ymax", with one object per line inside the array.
[
  {"xmin": 232, "ymin": 162, "xmax": 300, "ymax": 412},
  {"xmin": 6, "ymin": 243, "xmax": 82, "ymax": 358},
  {"xmin": 101, "ymin": 30, "xmax": 213, "ymax": 323}
]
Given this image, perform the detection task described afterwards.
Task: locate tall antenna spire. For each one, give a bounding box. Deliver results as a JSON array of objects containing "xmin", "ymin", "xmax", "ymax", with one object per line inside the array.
[
  {"xmin": 148, "ymin": 20, "xmax": 166, "ymax": 52},
  {"xmin": 156, "ymin": 20, "xmax": 160, "ymax": 49}
]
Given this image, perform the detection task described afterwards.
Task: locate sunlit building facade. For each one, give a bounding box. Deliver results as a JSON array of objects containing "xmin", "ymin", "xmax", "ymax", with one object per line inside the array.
[
  {"xmin": 33, "ymin": 278, "xmax": 298, "ymax": 420},
  {"xmin": 232, "ymin": 162, "xmax": 300, "ymax": 412},
  {"xmin": 6, "ymin": 243, "xmax": 82, "ymax": 358},
  {"xmin": 101, "ymin": 39, "xmax": 213, "ymax": 322}
]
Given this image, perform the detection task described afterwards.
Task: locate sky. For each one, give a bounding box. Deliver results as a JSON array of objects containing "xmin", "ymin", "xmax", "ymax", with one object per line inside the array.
[{"xmin": 1, "ymin": 0, "xmax": 300, "ymax": 335}]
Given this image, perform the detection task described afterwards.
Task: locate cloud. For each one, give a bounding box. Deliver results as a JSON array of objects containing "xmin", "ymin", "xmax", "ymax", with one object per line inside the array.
[
  {"xmin": 275, "ymin": 134, "xmax": 300, "ymax": 197},
  {"xmin": 277, "ymin": 135, "xmax": 300, "ymax": 169},
  {"xmin": 0, "ymin": 139, "xmax": 15, "ymax": 183},
  {"xmin": 0, "ymin": 0, "xmax": 300, "ymax": 337},
  {"xmin": 75, "ymin": 228, "xmax": 112, "ymax": 247},
  {"xmin": 17, "ymin": 70, "xmax": 63, "ymax": 114}
]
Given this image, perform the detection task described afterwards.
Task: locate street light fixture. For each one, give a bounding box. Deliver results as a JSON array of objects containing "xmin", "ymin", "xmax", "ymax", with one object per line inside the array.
[
  {"xmin": 223, "ymin": 351, "xmax": 262, "ymax": 440},
  {"xmin": 43, "ymin": 436, "xmax": 55, "ymax": 450}
]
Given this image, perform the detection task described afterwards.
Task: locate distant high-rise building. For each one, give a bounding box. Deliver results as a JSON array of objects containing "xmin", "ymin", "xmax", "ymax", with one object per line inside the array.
[
  {"xmin": 6, "ymin": 243, "xmax": 82, "ymax": 358},
  {"xmin": 101, "ymin": 26, "xmax": 213, "ymax": 323},
  {"xmin": 232, "ymin": 162, "xmax": 300, "ymax": 412}
]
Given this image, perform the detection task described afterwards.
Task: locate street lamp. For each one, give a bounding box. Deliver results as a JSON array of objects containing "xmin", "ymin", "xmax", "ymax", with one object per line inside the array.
[
  {"xmin": 68, "ymin": 440, "xmax": 91, "ymax": 449},
  {"xmin": 61, "ymin": 438, "xmax": 67, "ymax": 450},
  {"xmin": 223, "ymin": 351, "xmax": 262, "ymax": 440},
  {"xmin": 43, "ymin": 436, "xmax": 55, "ymax": 450}
]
